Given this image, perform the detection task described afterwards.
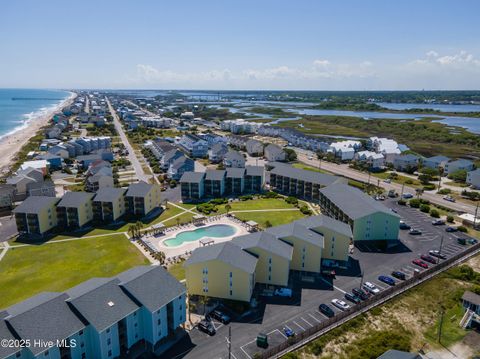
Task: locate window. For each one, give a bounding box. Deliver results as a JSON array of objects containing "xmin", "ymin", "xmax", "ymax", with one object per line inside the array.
[
  {"xmin": 108, "ymin": 350, "xmax": 112, "ymax": 357},
  {"xmin": 135, "ymin": 334, "xmax": 138, "ymax": 339},
  {"xmin": 268, "ymin": 275, "xmax": 271, "ymax": 281},
  {"xmin": 81, "ymin": 354, "xmax": 86, "ymax": 359},
  {"xmin": 133, "ymin": 312, "xmax": 137, "ymax": 317},
  {"xmin": 158, "ymin": 331, "xmax": 162, "ymax": 337},
  {"xmin": 157, "ymin": 319, "xmax": 161, "ymax": 325},
  {"xmin": 106, "ymin": 328, "xmax": 110, "ymax": 333},
  {"xmin": 134, "ymin": 323, "xmax": 138, "ymax": 327},
  {"xmin": 107, "ymin": 338, "xmax": 111, "ymax": 345},
  {"xmin": 268, "ymin": 258, "xmax": 272, "ymax": 264},
  {"xmin": 229, "ymin": 272, "xmax": 232, "ymax": 278},
  {"xmin": 230, "ymin": 290, "xmax": 233, "ymax": 296}
]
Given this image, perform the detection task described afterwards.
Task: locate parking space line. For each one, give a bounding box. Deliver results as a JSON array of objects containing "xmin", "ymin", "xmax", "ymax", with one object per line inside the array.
[
  {"xmin": 318, "ymin": 277, "xmax": 347, "ymax": 293},
  {"xmin": 372, "ymin": 281, "xmax": 386, "ymax": 290},
  {"xmin": 300, "ymin": 316, "xmax": 313, "ymax": 327},
  {"xmin": 316, "ymin": 310, "xmax": 330, "ymax": 319},
  {"xmin": 293, "ymin": 320, "xmax": 305, "ymax": 331},
  {"xmin": 274, "ymin": 328, "xmax": 288, "ymax": 340},
  {"xmin": 240, "ymin": 340, "xmax": 255, "ymax": 359},
  {"xmin": 308, "ymin": 312, "xmax": 322, "ymax": 323}
]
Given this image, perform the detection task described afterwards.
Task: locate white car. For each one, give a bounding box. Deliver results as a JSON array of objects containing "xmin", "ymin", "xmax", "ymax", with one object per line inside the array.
[
  {"xmin": 274, "ymin": 288, "xmax": 292, "ymax": 297},
  {"xmin": 331, "ymin": 299, "xmax": 351, "ymax": 311},
  {"xmin": 383, "ymin": 178, "xmax": 392, "ymax": 184},
  {"xmin": 363, "ymin": 281, "xmax": 380, "ymax": 294},
  {"xmin": 443, "ymin": 196, "xmax": 456, "ymax": 202}
]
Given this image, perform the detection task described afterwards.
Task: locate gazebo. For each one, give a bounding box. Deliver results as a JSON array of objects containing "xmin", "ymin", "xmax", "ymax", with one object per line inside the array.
[
  {"xmin": 246, "ymin": 220, "xmax": 259, "ymax": 232},
  {"xmin": 152, "ymin": 223, "xmax": 166, "ymax": 235},
  {"xmin": 193, "ymin": 214, "xmax": 207, "ymax": 225},
  {"xmin": 200, "ymin": 237, "xmax": 215, "ymax": 247}
]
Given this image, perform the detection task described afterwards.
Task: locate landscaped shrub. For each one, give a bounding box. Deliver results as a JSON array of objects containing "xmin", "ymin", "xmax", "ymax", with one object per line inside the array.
[
  {"xmin": 196, "ymin": 203, "xmax": 218, "ymax": 214},
  {"xmin": 420, "ymin": 204, "xmax": 431, "ymax": 213},
  {"xmin": 458, "ymin": 226, "xmax": 468, "ymax": 233},
  {"xmin": 423, "ymin": 183, "xmax": 436, "ymax": 191},
  {"xmin": 397, "ymin": 199, "xmax": 407, "ymax": 206},
  {"xmin": 447, "ymin": 215, "xmax": 455, "ymax": 223},
  {"xmin": 420, "ymin": 199, "xmax": 430, "ymax": 205},
  {"xmin": 409, "ymin": 199, "xmax": 421, "ymax": 208},
  {"xmin": 438, "ymin": 188, "xmax": 451, "ymax": 195},
  {"xmin": 239, "ymin": 195, "xmax": 253, "ymax": 201},
  {"xmin": 430, "ymin": 209, "xmax": 440, "ymax": 218},
  {"xmin": 405, "ymin": 179, "xmax": 414, "ymax": 185},
  {"xmin": 263, "ymin": 191, "xmax": 279, "ymax": 199},
  {"xmin": 210, "ymin": 198, "xmax": 228, "ymax": 205},
  {"xmin": 285, "ymin": 196, "xmax": 298, "ymax": 205},
  {"xmin": 300, "ymin": 205, "xmax": 312, "ymax": 215}
]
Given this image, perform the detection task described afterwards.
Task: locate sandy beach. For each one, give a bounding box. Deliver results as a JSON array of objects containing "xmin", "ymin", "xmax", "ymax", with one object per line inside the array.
[{"xmin": 0, "ymin": 92, "xmax": 77, "ymax": 176}]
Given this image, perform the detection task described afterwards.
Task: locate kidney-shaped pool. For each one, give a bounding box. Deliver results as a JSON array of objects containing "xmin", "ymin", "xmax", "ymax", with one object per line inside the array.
[{"xmin": 163, "ymin": 224, "xmax": 238, "ymax": 247}]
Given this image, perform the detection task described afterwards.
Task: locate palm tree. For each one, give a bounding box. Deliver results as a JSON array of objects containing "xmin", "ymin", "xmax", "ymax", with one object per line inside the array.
[
  {"xmin": 127, "ymin": 224, "xmax": 136, "ymax": 239},
  {"xmin": 135, "ymin": 221, "xmax": 144, "ymax": 238},
  {"xmin": 176, "ymin": 217, "xmax": 181, "ymax": 227},
  {"xmin": 225, "ymin": 204, "xmax": 232, "ymax": 215},
  {"xmin": 155, "ymin": 251, "xmax": 166, "ymax": 265}
]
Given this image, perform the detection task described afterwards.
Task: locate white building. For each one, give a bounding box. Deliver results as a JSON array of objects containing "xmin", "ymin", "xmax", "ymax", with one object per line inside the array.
[
  {"xmin": 368, "ymin": 137, "xmax": 402, "ymax": 163},
  {"xmin": 355, "ymin": 151, "xmax": 385, "ymax": 169}
]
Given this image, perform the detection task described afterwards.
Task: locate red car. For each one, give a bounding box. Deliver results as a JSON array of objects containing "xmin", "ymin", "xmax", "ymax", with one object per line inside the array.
[
  {"xmin": 412, "ymin": 259, "xmax": 428, "ymax": 269},
  {"xmin": 420, "ymin": 254, "xmax": 437, "ymax": 264}
]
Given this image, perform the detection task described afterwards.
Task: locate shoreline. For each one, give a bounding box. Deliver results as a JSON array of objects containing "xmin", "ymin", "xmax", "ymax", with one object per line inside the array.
[{"xmin": 0, "ymin": 91, "xmax": 77, "ymax": 176}]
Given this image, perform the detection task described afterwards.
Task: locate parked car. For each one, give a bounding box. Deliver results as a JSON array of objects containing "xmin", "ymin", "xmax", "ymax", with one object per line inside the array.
[
  {"xmin": 399, "ymin": 221, "xmax": 411, "ymax": 230},
  {"xmin": 468, "ymin": 238, "xmax": 478, "ymax": 245},
  {"xmin": 457, "ymin": 237, "xmax": 467, "ymax": 245},
  {"xmin": 446, "ymin": 226, "xmax": 458, "ymax": 233},
  {"xmin": 443, "ymin": 195, "xmax": 456, "ymax": 202},
  {"xmin": 391, "ymin": 208, "xmax": 398, "ymax": 213},
  {"xmin": 344, "ymin": 292, "xmax": 362, "ymax": 304},
  {"xmin": 402, "ymin": 193, "xmax": 414, "ymax": 199},
  {"xmin": 210, "ymin": 310, "xmax": 231, "ymax": 324},
  {"xmin": 432, "ymin": 219, "xmax": 445, "ymax": 226},
  {"xmin": 429, "ymin": 250, "xmax": 446, "ymax": 259},
  {"xmin": 283, "ymin": 327, "xmax": 295, "ymax": 338},
  {"xmin": 274, "ymin": 288, "xmax": 292, "ymax": 297},
  {"xmin": 378, "ymin": 275, "xmax": 396, "ymax": 286},
  {"xmin": 318, "ymin": 303, "xmax": 335, "ymax": 318},
  {"xmin": 388, "ymin": 189, "xmax": 397, "ymax": 197},
  {"xmin": 363, "ymin": 281, "xmax": 380, "ymax": 294},
  {"xmin": 391, "ymin": 271, "xmax": 406, "ymax": 280},
  {"xmin": 420, "ymin": 254, "xmax": 437, "ymax": 264},
  {"xmin": 198, "ymin": 320, "xmax": 216, "ymax": 335},
  {"xmin": 409, "ymin": 229, "xmax": 422, "ymax": 235},
  {"xmin": 384, "ymin": 178, "xmax": 392, "ymax": 184},
  {"xmin": 352, "ymin": 287, "xmax": 370, "ymax": 300},
  {"xmin": 412, "ymin": 259, "xmax": 428, "ymax": 269},
  {"xmin": 331, "ymin": 299, "xmax": 351, "ymax": 311}
]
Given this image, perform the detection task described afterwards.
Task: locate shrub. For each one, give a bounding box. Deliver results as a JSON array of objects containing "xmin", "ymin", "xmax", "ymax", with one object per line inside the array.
[
  {"xmin": 430, "ymin": 209, "xmax": 440, "ymax": 218},
  {"xmin": 397, "ymin": 199, "xmax": 407, "ymax": 206},
  {"xmin": 265, "ymin": 220, "xmax": 272, "ymax": 228},
  {"xmin": 239, "ymin": 195, "xmax": 253, "ymax": 201},
  {"xmin": 458, "ymin": 226, "xmax": 468, "ymax": 233},
  {"xmin": 210, "ymin": 198, "xmax": 228, "ymax": 205},
  {"xmin": 420, "ymin": 199, "xmax": 430, "ymax": 205},
  {"xmin": 447, "ymin": 215, "xmax": 455, "ymax": 223},
  {"xmin": 300, "ymin": 205, "xmax": 312, "ymax": 215},
  {"xmin": 409, "ymin": 198, "xmax": 421, "ymax": 208},
  {"xmin": 423, "ymin": 183, "xmax": 436, "ymax": 191},
  {"xmin": 438, "ymin": 188, "xmax": 451, "ymax": 195},
  {"xmin": 405, "ymin": 179, "xmax": 414, "ymax": 185},
  {"xmin": 263, "ymin": 191, "xmax": 279, "ymax": 199},
  {"xmin": 420, "ymin": 204, "xmax": 431, "ymax": 213},
  {"xmin": 285, "ymin": 196, "xmax": 299, "ymax": 205}
]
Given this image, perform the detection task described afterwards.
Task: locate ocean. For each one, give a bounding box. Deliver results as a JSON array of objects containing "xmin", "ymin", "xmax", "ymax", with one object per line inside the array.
[{"xmin": 0, "ymin": 88, "xmax": 71, "ymax": 138}]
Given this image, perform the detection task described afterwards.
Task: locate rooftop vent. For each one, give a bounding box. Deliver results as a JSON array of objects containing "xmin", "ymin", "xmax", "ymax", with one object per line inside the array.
[{"xmin": 107, "ymin": 301, "xmax": 115, "ymax": 307}]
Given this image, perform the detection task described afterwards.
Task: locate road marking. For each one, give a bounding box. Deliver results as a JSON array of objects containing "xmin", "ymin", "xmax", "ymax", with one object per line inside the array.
[
  {"xmin": 275, "ymin": 328, "xmax": 288, "ymax": 339},
  {"xmin": 308, "ymin": 312, "xmax": 322, "ymax": 323},
  {"xmin": 293, "ymin": 320, "xmax": 305, "ymax": 331},
  {"xmin": 240, "ymin": 340, "xmax": 255, "ymax": 359},
  {"xmin": 318, "ymin": 277, "xmax": 347, "ymax": 294},
  {"xmin": 300, "ymin": 316, "xmax": 313, "ymax": 327},
  {"xmin": 316, "ymin": 310, "xmax": 330, "ymax": 319}
]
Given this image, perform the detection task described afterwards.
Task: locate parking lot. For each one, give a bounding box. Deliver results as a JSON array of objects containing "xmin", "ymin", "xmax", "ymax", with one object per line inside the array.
[{"xmin": 161, "ymin": 199, "xmax": 477, "ymax": 359}]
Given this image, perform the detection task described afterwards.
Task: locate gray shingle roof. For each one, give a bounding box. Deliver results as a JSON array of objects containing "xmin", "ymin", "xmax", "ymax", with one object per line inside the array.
[
  {"xmin": 0, "ymin": 311, "xmax": 21, "ymax": 358},
  {"xmin": 163, "ymin": 149, "xmax": 183, "ymax": 162},
  {"xmin": 246, "ymin": 166, "xmax": 264, "ymax": 177},
  {"xmin": 448, "ymin": 158, "xmax": 474, "ymax": 166},
  {"xmin": 171, "ymin": 156, "xmax": 194, "ymax": 170},
  {"xmin": 12, "ymin": 196, "xmax": 60, "ymax": 214},
  {"xmin": 320, "ymin": 183, "xmax": 400, "ymax": 220},
  {"xmin": 425, "ymin": 155, "xmax": 450, "ymax": 162},
  {"xmin": 205, "ymin": 169, "xmax": 226, "ymax": 181},
  {"xmin": 270, "ymin": 164, "xmax": 340, "ymax": 186},
  {"xmin": 377, "ymin": 349, "xmax": 420, "ymax": 359},
  {"xmin": 117, "ymin": 266, "xmax": 185, "ymax": 312},
  {"xmin": 267, "ymin": 222, "xmax": 325, "ymax": 248},
  {"xmin": 57, "ymin": 191, "xmax": 95, "ymax": 208},
  {"xmin": 93, "ymin": 187, "xmax": 126, "ymax": 202},
  {"xmin": 225, "ymin": 150, "xmax": 245, "ymax": 162},
  {"xmin": 180, "ymin": 171, "xmax": 205, "ymax": 183},
  {"xmin": 462, "ymin": 290, "xmax": 480, "ymax": 306},
  {"xmin": 226, "ymin": 167, "xmax": 246, "ymax": 178},
  {"xmin": 67, "ymin": 278, "xmax": 139, "ymax": 332},
  {"xmin": 294, "ymin": 214, "xmax": 353, "ymax": 238},
  {"xmin": 232, "ymin": 232, "xmax": 293, "ymax": 260},
  {"xmin": 5, "ymin": 292, "xmax": 85, "ymax": 356},
  {"xmin": 184, "ymin": 242, "xmax": 258, "ymax": 274},
  {"xmin": 125, "ymin": 181, "xmax": 153, "ymax": 197},
  {"xmin": 265, "ymin": 143, "xmax": 283, "ymax": 155}
]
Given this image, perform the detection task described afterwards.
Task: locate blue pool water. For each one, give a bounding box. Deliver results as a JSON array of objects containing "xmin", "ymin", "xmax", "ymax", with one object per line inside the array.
[{"xmin": 163, "ymin": 224, "xmax": 237, "ymax": 247}]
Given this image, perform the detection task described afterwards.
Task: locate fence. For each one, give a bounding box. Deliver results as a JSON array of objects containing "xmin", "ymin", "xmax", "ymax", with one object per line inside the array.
[{"xmin": 260, "ymin": 241, "xmax": 480, "ymax": 359}]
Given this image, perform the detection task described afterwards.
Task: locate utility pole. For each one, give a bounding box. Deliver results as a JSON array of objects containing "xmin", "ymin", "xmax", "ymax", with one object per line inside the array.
[
  {"xmin": 400, "ymin": 183, "xmax": 405, "ymax": 200},
  {"xmin": 474, "ymin": 202, "xmax": 479, "ymax": 230},
  {"xmin": 226, "ymin": 326, "xmax": 232, "ymax": 359},
  {"xmin": 360, "ymin": 271, "xmax": 364, "ymax": 288}
]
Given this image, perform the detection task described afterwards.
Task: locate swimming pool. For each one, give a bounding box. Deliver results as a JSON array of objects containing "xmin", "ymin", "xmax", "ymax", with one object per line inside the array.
[{"xmin": 163, "ymin": 224, "xmax": 237, "ymax": 247}]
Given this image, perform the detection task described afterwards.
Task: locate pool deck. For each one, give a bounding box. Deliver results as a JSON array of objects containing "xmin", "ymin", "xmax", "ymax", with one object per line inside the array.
[{"xmin": 145, "ymin": 216, "xmax": 249, "ymax": 258}]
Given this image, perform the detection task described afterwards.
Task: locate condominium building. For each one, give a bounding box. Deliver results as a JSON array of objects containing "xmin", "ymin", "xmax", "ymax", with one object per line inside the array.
[
  {"xmin": 319, "ymin": 183, "xmax": 400, "ymax": 242},
  {"xmin": 92, "ymin": 188, "xmax": 126, "ymax": 222},
  {"xmin": 56, "ymin": 191, "xmax": 95, "ymax": 228},
  {"xmin": 204, "ymin": 170, "xmax": 226, "ymax": 197},
  {"xmin": 268, "ymin": 163, "xmax": 344, "ymax": 202},
  {"xmin": 180, "ymin": 172, "xmax": 206, "ymax": 200},
  {"xmin": 125, "ymin": 181, "xmax": 161, "ymax": 217},
  {"xmin": 13, "ymin": 196, "xmax": 60, "ymax": 235},
  {"xmin": 0, "ymin": 266, "xmax": 186, "ymax": 359}
]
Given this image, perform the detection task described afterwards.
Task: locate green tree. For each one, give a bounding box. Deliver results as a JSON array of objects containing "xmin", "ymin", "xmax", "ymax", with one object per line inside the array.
[
  {"xmin": 225, "ymin": 204, "xmax": 232, "ymax": 214},
  {"xmin": 448, "ymin": 169, "xmax": 467, "ymax": 183},
  {"xmin": 265, "ymin": 220, "xmax": 272, "ymax": 228}
]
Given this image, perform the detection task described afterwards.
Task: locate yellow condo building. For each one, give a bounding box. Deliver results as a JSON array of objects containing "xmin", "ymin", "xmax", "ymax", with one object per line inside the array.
[
  {"xmin": 125, "ymin": 181, "xmax": 161, "ymax": 217},
  {"xmin": 13, "ymin": 196, "xmax": 60, "ymax": 235},
  {"xmin": 184, "ymin": 215, "xmax": 352, "ymax": 302}
]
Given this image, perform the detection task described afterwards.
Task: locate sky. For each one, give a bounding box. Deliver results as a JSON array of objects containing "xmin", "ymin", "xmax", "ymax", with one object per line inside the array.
[{"xmin": 1, "ymin": 0, "xmax": 480, "ymax": 90}]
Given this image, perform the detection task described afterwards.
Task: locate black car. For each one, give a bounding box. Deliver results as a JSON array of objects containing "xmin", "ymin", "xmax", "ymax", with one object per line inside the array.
[
  {"xmin": 399, "ymin": 222, "xmax": 411, "ymax": 230},
  {"xmin": 352, "ymin": 287, "xmax": 369, "ymax": 300},
  {"xmin": 210, "ymin": 310, "xmax": 231, "ymax": 324},
  {"xmin": 344, "ymin": 292, "xmax": 361, "ymax": 304},
  {"xmin": 446, "ymin": 226, "xmax": 458, "ymax": 233},
  {"xmin": 391, "ymin": 271, "xmax": 406, "ymax": 280},
  {"xmin": 319, "ymin": 303, "xmax": 335, "ymax": 318},
  {"xmin": 198, "ymin": 320, "xmax": 216, "ymax": 335}
]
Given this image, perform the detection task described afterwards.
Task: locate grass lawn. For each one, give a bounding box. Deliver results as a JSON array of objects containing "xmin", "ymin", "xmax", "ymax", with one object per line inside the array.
[
  {"xmin": 149, "ymin": 206, "xmax": 185, "ymax": 226},
  {"xmin": 223, "ymin": 198, "xmax": 296, "ymax": 212},
  {"xmin": 372, "ymin": 171, "xmax": 422, "ymax": 188},
  {"xmin": 163, "ymin": 212, "xmax": 195, "ymax": 227},
  {"xmin": 0, "ymin": 234, "xmax": 149, "ymax": 309},
  {"xmin": 168, "ymin": 261, "xmax": 186, "ymax": 281},
  {"xmin": 234, "ymin": 210, "xmax": 306, "ymax": 229},
  {"xmin": 445, "ymin": 181, "xmax": 469, "ymax": 188},
  {"xmin": 291, "ymin": 162, "xmax": 333, "ymax": 175}
]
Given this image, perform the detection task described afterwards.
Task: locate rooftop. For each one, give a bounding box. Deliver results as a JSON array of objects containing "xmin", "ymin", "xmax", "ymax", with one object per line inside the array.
[
  {"xmin": 232, "ymin": 232, "xmax": 293, "ymax": 260},
  {"xmin": 180, "ymin": 171, "xmax": 206, "ymax": 183},
  {"xmin": 205, "ymin": 169, "xmax": 226, "ymax": 181},
  {"xmin": 93, "ymin": 187, "xmax": 126, "ymax": 202},
  {"xmin": 125, "ymin": 181, "xmax": 154, "ymax": 197},
  {"xmin": 12, "ymin": 196, "xmax": 60, "ymax": 214},
  {"xmin": 270, "ymin": 163, "xmax": 340, "ymax": 187},
  {"xmin": 57, "ymin": 191, "xmax": 95, "ymax": 208}
]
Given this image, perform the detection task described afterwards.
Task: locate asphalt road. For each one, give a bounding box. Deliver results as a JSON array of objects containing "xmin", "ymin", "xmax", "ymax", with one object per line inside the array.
[
  {"xmin": 158, "ymin": 199, "xmax": 475, "ymax": 359},
  {"xmin": 106, "ymin": 97, "xmax": 149, "ymax": 183},
  {"xmin": 294, "ymin": 148, "xmax": 476, "ymax": 215}
]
